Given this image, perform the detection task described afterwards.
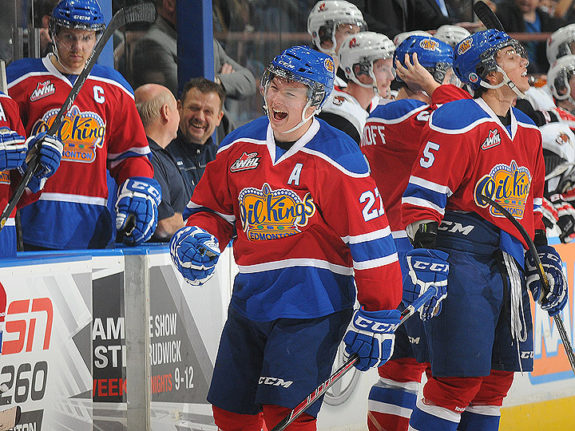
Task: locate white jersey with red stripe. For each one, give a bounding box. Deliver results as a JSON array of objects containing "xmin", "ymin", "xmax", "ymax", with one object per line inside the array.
[
  {"xmin": 402, "ymin": 97, "xmax": 546, "ymax": 249},
  {"xmin": 320, "ymin": 87, "xmax": 369, "ymax": 143},
  {"xmin": 7, "ymin": 56, "xmax": 153, "ymax": 249},
  {"xmin": 0, "ymin": 92, "xmax": 26, "ymax": 257},
  {"xmin": 183, "ymin": 116, "xmax": 402, "ymax": 321}
]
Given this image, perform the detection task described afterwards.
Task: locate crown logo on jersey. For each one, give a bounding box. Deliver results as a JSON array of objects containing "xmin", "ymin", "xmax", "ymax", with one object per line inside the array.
[
  {"xmin": 419, "ymin": 39, "xmax": 439, "ymax": 51},
  {"xmin": 481, "ymin": 129, "xmax": 501, "ymax": 150},
  {"xmin": 0, "ymin": 170, "xmax": 9, "ymax": 185},
  {"xmin": 30, "ymin": 80, "xmax": 56, "ymax": 102},
  {"xmin": 230, "ymin": 152, "xmax": 261, "ymax": 172},
  {"xmin": 31, "ymin": 105, "xmax": 106, "ymax": 164},
  {"xmin": 457, "ymin": 38, "xmax": 473, "ymax": 55},
  {"xmin": 238, "ymin": 183, "xmax": 316, "ymax": 241},
  {"xmin": 474, "ymin": 160, "xmax": 532, "ymax": 219}
]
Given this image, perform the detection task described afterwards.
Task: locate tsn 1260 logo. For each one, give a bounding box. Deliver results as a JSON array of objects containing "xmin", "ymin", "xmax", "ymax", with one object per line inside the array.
[{"xmin": 0, "ymin": 297, "xmax": 53, "ymax": 406}]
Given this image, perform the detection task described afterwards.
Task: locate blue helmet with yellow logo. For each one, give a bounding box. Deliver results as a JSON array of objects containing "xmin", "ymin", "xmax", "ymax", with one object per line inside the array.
[
  {"xmin": 51, "ymin": 0, "xmax": 106, "ymax": 34},
  {"xmin": 262, "ymin": 45, "xmax": 335, "ymax": 109},
  {"xmin": 394, "ymin": 35, "xmax": 454, "ymax": 84},
  {"xmin": 453, "ymin": 29, "xmax": 526, "ymax": 90}
]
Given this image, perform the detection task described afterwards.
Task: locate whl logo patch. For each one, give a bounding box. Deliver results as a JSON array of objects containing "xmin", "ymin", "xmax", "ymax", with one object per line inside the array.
[
  {"xmin": 230, "ymin": 152, "xmax": 260, "ymax": 172},
  {"xmin": 481, "ymin": 129, "xmax": 501, "ymax": 150},
  {"xmin": 30, "ymin": 80, "xmax": 55, "ymax": 101}
]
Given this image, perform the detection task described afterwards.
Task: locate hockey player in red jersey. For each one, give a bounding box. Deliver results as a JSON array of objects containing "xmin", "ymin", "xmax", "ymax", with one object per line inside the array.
[
  {"xmin": 7, "ymin": 0, "xmax": 159, "ymax": 250},
  {"xmin": 0, "ymin": 92, "xmax": 63, "ymax": 257},
  {"xmin": 402, "ymin": 30, "xmax": 568, "ymax": 430},
  {"xmin": 318, "ymin": 31, "xmax": 396, "ymax": 144},
  {"xmin": 361, "ymin": 35, "xmax": 470, "ymax": 431},
  {"xmin": 169, "ymin": 45, "xmax": 403, "ymax": 430}
]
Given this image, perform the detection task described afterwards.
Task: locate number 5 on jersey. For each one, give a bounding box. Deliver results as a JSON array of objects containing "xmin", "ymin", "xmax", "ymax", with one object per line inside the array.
[
  {"xmin": 420, "ymin": 141, "xmax": 440, "ymax": 168},
  {"xmin": 360, "ymin": 187, "xmax": 385, "ymax": 221}
]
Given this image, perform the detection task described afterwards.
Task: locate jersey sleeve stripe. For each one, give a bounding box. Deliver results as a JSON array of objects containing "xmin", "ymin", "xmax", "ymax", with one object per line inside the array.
[
  {"xmin": 408, "ymin": 175, "xmax": 453, "ymax": 195},
  {"xmin": 349, "ymin": 236, "xmax": 398, "ymax": 264},
  {"xmin": 38, "ymin": 192, "xmax": 107, "ymax": 206},
  {"xmin": 353, "ymin": 253, "xmax": 399, "ymax": 270},
  {"xmin": 342, "ymin": 227, "xmax": 391, "ymax": 244},
  {"xmin": 237, "ymin": 258, "xmax": 354, "ymax": 276},
  {"xmin": 368, "ymin": 104, "xmax": 428, "ymax": 125},
  {"xmin": 108, "ymin": 146, "xmax": 151, "ymax": 159},
  {"xmin": 402, "ymin": 195, "xmax": 446, "ymax": 216}
]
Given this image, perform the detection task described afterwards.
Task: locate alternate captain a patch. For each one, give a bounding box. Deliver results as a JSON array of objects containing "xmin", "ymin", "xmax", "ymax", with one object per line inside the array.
[
  {"xmin": 238, "ymin": 183, "xmax": 316, "ymax": 241},
  {"xmin": 474, "ymin": 160, "xmax": 532, "ymax": 219}
]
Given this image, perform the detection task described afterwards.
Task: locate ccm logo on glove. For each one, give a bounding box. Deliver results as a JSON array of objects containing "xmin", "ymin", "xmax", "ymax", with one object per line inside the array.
[
  {"xmin": 353, "ymin": 315, "xmax": 397, "ymax": 333},
  {"xmin": 410, "ymin": 261, "xmax": 449, "ymax": 272}
]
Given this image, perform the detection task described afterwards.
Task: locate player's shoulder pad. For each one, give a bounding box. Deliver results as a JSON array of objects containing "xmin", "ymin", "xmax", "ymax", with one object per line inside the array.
[
  {"xmin": 512, "ymin": 106, "xmax": 537, "ymax": 127},
  {"xmin": 309, "ymin": 118, "xmax": 370, "ymax": 175},
  {"xmin": 90, "ymin": 64, "xmax": 135, "ymax": 95},
  {"xmin": 6, "ymin": 58, "xmax": 45, "ymax": 83},
  {"xmin": 369, "ymin": 98, "xmax": 427, "ymax": 122},
  {"xmin": 429, "ymin": 98, "xmax": 487, "ymax": 131},
  {"xmin": 219, "ymin": 116, "xmax": 269, "ymax": 151}
]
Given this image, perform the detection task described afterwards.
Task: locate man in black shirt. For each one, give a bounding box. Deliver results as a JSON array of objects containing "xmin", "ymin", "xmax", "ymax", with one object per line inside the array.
[
  {"xmin": 135, "ymin": 83, "xmax": 190, "ymax": 241},
  {"xmin": 167, "ymin": 78, "xmax": 225, "ymax": 194}
]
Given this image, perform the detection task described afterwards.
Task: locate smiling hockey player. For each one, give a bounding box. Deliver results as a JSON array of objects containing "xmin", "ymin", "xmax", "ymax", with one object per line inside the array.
[{"xmin": 169, "ymin": 45, "xmax": 403, "ymax": 430}]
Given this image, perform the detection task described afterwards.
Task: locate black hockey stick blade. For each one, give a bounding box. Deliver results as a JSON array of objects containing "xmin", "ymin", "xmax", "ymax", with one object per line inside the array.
[
  {"xmin": 481, "ymin": 194, "xmax": 575, "ymax": 375},
  {"xmin": 0, "ymin": 3, "xmax": 156, "ymax": 232},
  {"xmin": 270, "ymin": 286, "xmax": 439, "ymax": 431},
  {"xmin": 0, "ymin": 405, "xmax": 21, "ymax": 431},
  {"xmin": 473, "ymin": 1, "xmax": 505, "ymax": 31}
]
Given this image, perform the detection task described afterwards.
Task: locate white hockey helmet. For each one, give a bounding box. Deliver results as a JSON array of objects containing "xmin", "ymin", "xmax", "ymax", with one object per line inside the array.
[
  {"xmin": 393, "ymin": 30, "xmax": 432, "ymax": 47},
  {"xmin": 434, "ymin": 25, "xmax": 471, "ymax": 48},
  {"xmin": 547, "ymin": 24, "xmax": 575, "ymax": 65},
  {"xmin": 541, "ymin": 122, "xmax": 575, "ymax": 194},
  {"xmin": 307, "ymin": 1, "xmax": 366, "ymax": 56},
  {"xmin": 339, "ymin": 32, "xmax": 395, "ymax": 93},
  {"xmin": 548, "ymin": 54, "xmax": 575, "ymax": 102}
]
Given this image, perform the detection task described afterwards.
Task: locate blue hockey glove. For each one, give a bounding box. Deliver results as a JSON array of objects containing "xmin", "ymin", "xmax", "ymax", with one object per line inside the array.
[
  {"xmin": 403, "ymin": 249, "xmax": 449, "ymax": 321},
  {"xmin": 343, "ymin": 307, "xmax": 400, "ymax": 371},
  {"xmin": 115, "ymin": 177, "xmax": 161, "ymax": 246},
  {"xmin": 0, "ymin": 127, "xmax": 26, "ymax": 171},
  {"xmin": 169, "ymin": 226, "xmax": 221, "ymax": 286},
  {"xmin": 20, "ymin": 132, "xmax": 64, "ymax": 193},
  {"xmin": 525, "ymin": 245, "xmax": 568, "ymax": 316}
]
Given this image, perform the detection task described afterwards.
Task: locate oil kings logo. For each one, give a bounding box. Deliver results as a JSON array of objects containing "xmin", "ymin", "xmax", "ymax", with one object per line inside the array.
[
  {"xmin": 324, "ymin": 57, "xmax": 335, "ymax": 73},
  {"xmin": 474, "ymin": 160, "xmax": 531, "ymax": 219},
  {"xmin": 31, "ymin": 105, "xmax": 106, "ymax": 163},
  {"xmin": 30, "ymin": 80, "xmax": 56, "ymax": 101},
  {"xmin": 238, "ymin": 183, "xmax": 316, "ymax": 241},
  {"xmin": 230, "ymin": 152, "xmax": 261, "ymax": 172},
  {"xmin": 457, "ymin": 37, "xmax": 472, "ymax": 55},
  {"xmin": 0, "ymin": 170, "xmax": 9, "ymax": 185},
  {"xmin": 419, "ymin": 39, "xmax": 439, "ymax": 51}
]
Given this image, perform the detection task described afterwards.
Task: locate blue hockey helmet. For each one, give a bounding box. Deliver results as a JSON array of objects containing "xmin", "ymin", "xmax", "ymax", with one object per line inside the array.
[
  {"xmin": 394, "ymin": 35, "xmax": 454, "ymax": 84},
  {"xmin": 50, "ymin": 0, "xmax": 106, "ymax": 34},
  {"xmin": 262, "ymin": 45, "xmax": 335, "ymax": 108},
  {"xmin": 453, "ymin": 29, "xmax": 526, "ymax": 90}
]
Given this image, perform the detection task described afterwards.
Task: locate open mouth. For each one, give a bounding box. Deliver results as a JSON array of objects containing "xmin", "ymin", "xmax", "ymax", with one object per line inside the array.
[{"xmin": 272, "ymin": 109, "xmax": 288, "ymax": 121}]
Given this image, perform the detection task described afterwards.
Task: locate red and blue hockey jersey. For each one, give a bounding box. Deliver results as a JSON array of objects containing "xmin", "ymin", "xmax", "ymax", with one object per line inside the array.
[
  {"xmin": 402, "ymin": 97, "xmax": 546, "ymax": 249},
  {"xmin": 183, "ymin": 116, "xmax": 403, "ymax": 321},
  {"xmin": 7, "ymin": 57, "xmax": 153, "ymax": 249},
  {"xmin": 361, "ymin": 85, "xmax": 470, "ymax": 237},
  {"xmin": 0, "ymin": 92, "xmax": 26, "ymax": 257}
]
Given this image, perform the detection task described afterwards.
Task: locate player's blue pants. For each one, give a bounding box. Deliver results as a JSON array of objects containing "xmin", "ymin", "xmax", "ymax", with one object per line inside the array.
[{"xmin": 208, "ymin": 306, "xmax": 352, "ymax": 418}]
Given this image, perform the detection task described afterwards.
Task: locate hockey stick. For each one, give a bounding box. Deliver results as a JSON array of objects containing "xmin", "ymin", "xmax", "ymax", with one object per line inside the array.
[
  {"xmin": 481, "ymin": 194, "xmax": 575, "ymax": 375},
  {"xmin": 0, "ymin": 405, "xmax": 20, "ymax": 431},
  {"xmin": 270, "ymin": 286, "xmax": 439, "ymax": 431},
  {"xmin": 472, "ymin": 1, "xmax": 504, "ymax": 31},
  {"xmin": 0, "ymin": 3, "xmax": 156, "ymax": 232}
]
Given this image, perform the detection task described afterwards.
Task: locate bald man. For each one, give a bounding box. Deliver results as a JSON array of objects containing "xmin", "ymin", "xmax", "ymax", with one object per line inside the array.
[{"xmin": 135, "ymin": 83, "xmax": 190, "ymax": 241}]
